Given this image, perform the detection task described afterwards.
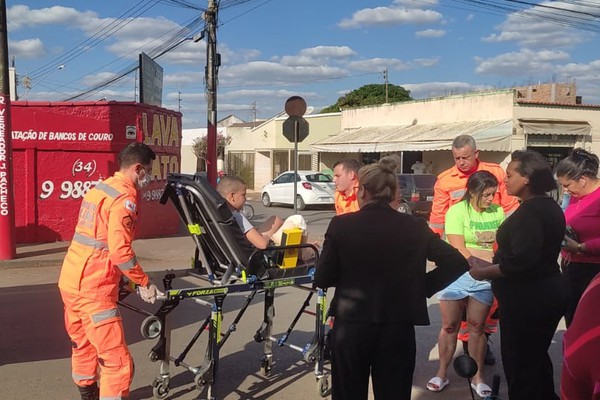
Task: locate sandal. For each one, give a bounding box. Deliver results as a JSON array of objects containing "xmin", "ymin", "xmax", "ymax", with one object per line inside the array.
[
  {"xmin": 427, "ymin": 376, "xmax": 450, "ymax": 392},
  {"xmin": 471, "ymin": 382, "xmax": 492, "ymax": 398}
]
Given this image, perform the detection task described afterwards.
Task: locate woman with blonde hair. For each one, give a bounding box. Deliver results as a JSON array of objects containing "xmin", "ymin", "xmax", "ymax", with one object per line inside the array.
[{"xmin": 315, "ymin": 157, "xmax": 468, "ymax": 400}]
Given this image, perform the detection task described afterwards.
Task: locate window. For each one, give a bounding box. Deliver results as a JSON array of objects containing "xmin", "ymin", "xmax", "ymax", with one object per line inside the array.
[
  {"xmin": 306, "ymin": 173, "xmax": 332, "ymax": 183},
  {"xmin": 274, "ymin": 173, "xmax": 294, "ymax": 184}
]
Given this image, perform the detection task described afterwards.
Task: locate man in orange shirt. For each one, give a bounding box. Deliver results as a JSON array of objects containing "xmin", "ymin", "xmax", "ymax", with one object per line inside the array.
[
  {"xmin": 429, "ymin": 135, "xmax": 519, "ymax": 236},
  {"xmin": 333, "ymin": 159, "xmax": 361, "ymax": 215},
  {"xmin": 59, "ymin": 142, "xmax": 160, "ymax": 400},
  {"xmin": 429, "ymin": 135, "xmax": 519, "ymax": 366}
]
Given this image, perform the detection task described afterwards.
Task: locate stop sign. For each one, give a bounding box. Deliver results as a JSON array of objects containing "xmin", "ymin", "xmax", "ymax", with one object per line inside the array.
[{"xmin": 282, "ymin": 116, "xmax": 309, "ymax": 143}]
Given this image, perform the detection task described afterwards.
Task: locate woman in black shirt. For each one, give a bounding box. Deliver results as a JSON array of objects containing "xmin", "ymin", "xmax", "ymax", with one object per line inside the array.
[{"xmin": 470, "ymin": 150, "xmax": 568, "ymax": 400}]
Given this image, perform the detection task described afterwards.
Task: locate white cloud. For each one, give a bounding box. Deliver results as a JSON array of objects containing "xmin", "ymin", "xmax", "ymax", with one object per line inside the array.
[
  {"xmin": 475, "ymin": 49, "xmax": 570, "ymax": 76},
  {"xmin": 339, "ymin": 6, "xmax": 442, "ymax": 28},
  {"xmin": 81, "ymin": 71, "xmax": 119, "ymax": 86},
  {"xmin": 277, "ymin": 46, "xmax": 356, "ymax": 67},
  {"xmin": 555, "ymin": 59, "xmax": 600, "ymax": 104},
  {"xmin": 348, "ymin": 58, "xmax": 411, "ymax": 72},
  {"xmin": 299, "ymin": 46, "xmax": 356, "ymax": 58},
  {"xmin": 414, "ymin": 57, "xmax": 440, "ymax": 67},
  {"xmin": 9, "ymin": 38, "xmax": 45, "ymax": 59},
  {"xmin": 415, "ymin": 29, "xmax": 446, "ymax": 38},
  {"xmin": 393, "ymin": 0, "xmax": 439, "ymax": 8},
  {"xmin": 482, "ymin": 2, "xmax": 593, "ymax": 48},
  {"xmin": 7, "ymin": 5, "xmax": 97, "ymax": 30},
  {"xmin": 220, "ymin": 61, "xmax": 346, "ymax": 87},
  {"xmin": 401, "ymin": 81, "xmax": 490, "ymax": 99},
  {"xmin": 466, "ymin": 14, "xmax": 474, "ymax": 21}
]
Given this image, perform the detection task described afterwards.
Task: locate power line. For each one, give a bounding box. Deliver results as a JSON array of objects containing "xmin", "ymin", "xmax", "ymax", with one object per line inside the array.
[{"xmin": 29, "ymin": 0, "xmax": 162, "ymax": 81}]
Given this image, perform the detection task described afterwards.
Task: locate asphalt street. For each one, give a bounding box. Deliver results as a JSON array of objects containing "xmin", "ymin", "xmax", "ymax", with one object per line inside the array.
[{"xmin": 0, "ymin": 198, "xmax": 566, "ymax": 399}]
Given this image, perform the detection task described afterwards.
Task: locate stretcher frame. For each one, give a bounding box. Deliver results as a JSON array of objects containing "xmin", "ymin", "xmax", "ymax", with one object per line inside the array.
[{"xmin": 118, "ymin": 174, "xmax": 331, "ymax": 400}]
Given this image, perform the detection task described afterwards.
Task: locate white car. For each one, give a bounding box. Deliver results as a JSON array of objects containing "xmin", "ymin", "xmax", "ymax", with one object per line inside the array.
[{"xmin": 261, "ymin": 171, "xmax": 335, "ymax": 210}]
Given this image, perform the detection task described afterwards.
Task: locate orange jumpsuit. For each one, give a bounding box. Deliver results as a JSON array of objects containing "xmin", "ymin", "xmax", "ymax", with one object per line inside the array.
[
  {"xmin": 429, "ymin": 161, "xmax": 519, "ymax": 341},
  {"xmin": 59, "ymin": 171, "xmax": 149, "ymax": 399},
  {"xmin": 334, "ymin": 186, "xmax": 360, "ymax": 215}
]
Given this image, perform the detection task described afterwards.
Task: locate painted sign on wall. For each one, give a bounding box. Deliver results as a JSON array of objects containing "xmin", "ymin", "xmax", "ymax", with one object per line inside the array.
[{"xmin": 11, "ymin": 101, "xmax": 182, "ymax": 243}]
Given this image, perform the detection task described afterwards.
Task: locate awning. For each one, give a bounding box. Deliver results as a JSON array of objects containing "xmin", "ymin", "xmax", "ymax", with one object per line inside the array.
[
  {"xmin": 311, "ymin": 120, "xmax": 513, "ymax": 153},
  {"xmin": 520, "ymin": 120, "xmax": 591, "ymax": 136}
]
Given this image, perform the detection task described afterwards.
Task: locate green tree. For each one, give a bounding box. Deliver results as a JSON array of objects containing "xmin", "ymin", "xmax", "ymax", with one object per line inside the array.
[
  {"xmin": 192, "ymin": 133, "xmax": 232, "ymax": 170},
  {"xmin": 320, "ymin": 83, "xmax": 412, "ymax": 113}
]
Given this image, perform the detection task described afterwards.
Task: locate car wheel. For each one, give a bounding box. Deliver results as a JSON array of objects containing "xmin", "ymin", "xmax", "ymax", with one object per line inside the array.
[
  {"xmin": 296, "ymin": 195, "xmax": 306, "ymax": 211},
  {"xmin": 262, "ymin": 193, "xmax": 271, "ymax": 207}
]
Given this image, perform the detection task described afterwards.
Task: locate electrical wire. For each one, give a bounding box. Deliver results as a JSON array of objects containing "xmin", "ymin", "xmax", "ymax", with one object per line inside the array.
[{"xmin": 28, "ymin": 0, "xmax": 162, "ymax": 82}]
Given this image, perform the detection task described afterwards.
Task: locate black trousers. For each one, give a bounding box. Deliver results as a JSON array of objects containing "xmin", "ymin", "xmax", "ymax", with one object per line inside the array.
[
  {"xmin": 562, "ymin": 261, "xmax": 600, "ymax": 326},
  {"xmin": 495, "ymin": 275, "xmax": 567, "ymax": 400},
  {"xmin": 331, "ymin": 319, "xmax": 416, "ymax": 400}
]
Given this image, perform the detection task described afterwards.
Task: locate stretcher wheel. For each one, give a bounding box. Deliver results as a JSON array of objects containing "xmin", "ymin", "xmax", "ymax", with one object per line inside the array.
[
  {"xmin": 141, "ymin": 316, "xmax": 162, "ymax": 340},
  {"xmin": 148, "ymin": 350, "xmax": 159, "ymax": 362},
  {"xmin": 259, "ymin": 356, "xmax": 272, "ymax": 376},
  {"xmin": 194, "ymin": 373, "xmax": 206, "ymax": 389},
  {"xmin": 151, "ymin": 377, "xmax": 169, "ymax": 399},
  {"xmin": 317, "ymin": 375, "xmax": 331, "ymax": 398}
]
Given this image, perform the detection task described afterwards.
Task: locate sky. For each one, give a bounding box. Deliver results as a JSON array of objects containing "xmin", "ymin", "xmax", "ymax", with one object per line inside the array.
[{"xmin": 6, "ymin": 0, "xmax": 600, "ymax": 129}]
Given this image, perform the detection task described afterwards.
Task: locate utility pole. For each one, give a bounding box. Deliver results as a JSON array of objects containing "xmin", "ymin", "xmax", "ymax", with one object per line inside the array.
[
  {"xmin": 178, "ymin": 89, "xmax": 182, "ymax": 112},
  {"xmin": 383, "ymin": 67, "xmax": 389, "ymax": 103},
  {"xmin": 205, "ymin": 0, "xmax": 219, "ymax": 186},
  {"xmin": 0, "ymin": 0, "xmax": 16, "ymax": 259},
  {"xmin": 251, "ymin": 101, "xmax": 256, "ymax": 125}
]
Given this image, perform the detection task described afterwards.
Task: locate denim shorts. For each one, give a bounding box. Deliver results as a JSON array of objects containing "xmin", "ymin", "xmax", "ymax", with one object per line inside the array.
[{"xmin": 437, "ymin": 272, "xmax": 493, "ymax": 306}]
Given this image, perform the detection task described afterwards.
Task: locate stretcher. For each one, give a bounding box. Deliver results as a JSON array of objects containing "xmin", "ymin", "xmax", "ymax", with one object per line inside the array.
[{"xmin": 118, "ymin": 173, "xmax": 330, "ymax": 400}]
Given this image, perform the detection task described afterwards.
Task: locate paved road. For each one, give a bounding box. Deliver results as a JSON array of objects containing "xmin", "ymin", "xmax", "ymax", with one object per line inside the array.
[
  {"xmin": 243, "ymin": 196, "xmax": 335, "ymax": 243},
  {"xmin": 0, "ymin": 201, "xmax": 567, "ymax": 399}
]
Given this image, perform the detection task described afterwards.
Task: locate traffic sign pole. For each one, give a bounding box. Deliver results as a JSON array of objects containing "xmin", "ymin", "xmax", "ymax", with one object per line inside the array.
[
  {"xmin": 293, "ymin": 119, "xmax": 299, "ymax": 214},
  {"xmin": 283, "ymin": 96, "xmax": 308, "ymax": 215}
]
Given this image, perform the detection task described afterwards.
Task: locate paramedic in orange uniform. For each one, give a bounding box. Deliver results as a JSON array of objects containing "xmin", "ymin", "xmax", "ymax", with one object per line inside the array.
[
  {"xmin": 59, "ymin": 142, "xmax": 160, "ymax": 400},
  {"xmin": 429, "ymin": 135, "xmax": 518, "ymax": 236},
  {"xmin": 429, "ymin": 134, "xmax": 519, "ymax": 366},
  {"xmin": 333, "ymin": 159, "xmax": 361, "ymax": 215}
]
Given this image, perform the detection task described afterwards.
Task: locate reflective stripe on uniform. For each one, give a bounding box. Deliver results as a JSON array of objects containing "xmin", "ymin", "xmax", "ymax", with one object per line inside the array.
[
  {"xmin": 117, "ymin": 257, "xmax": 137, "ymax": 271},
  {"xmin": 450, "ymin": 189, "xmax": 466, "ymax": 200},
  {"xmin": 91, "ymin": 308, "xmax": 120, "ymax": 324},
  {"xmin": 72, "ymin": 372, "xmax": 96, "ymax": 382},
  {"xmin": 95, "ymin": 182, "xmax": 121, "ymax": 199},
  {"xmin": 72, "ymin": 232, "xmax": 108, "ymax": 250},
  {"xmin": 429, "ymin": 222, "xmax": 444, "ymax": 229}
]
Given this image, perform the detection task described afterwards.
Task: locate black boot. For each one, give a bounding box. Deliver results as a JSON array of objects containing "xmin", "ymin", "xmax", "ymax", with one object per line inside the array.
[{"xmin": 78, "ymin": 382, "xmax": 99, "ymax": 400}]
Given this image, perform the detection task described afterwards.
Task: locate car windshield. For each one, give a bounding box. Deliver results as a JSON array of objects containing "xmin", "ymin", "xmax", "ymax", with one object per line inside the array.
[{"xmin": 305, "ymin": 173, "xmax": 332, "ymax": 183}]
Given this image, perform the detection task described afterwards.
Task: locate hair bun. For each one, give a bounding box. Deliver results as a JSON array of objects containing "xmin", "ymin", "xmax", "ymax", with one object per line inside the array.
[
  {"xmin": 572, "ymin": 147, "xmax": 599, "ymax": 165},
  {"xmin": 378, "ymin": 155, "xmax": 400, "ymax": 173}
]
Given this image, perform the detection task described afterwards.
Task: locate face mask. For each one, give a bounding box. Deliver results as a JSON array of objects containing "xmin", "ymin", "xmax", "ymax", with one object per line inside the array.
[{"xmin": 138, "ymin": 169, "xmax": 149, "ymax": 188}]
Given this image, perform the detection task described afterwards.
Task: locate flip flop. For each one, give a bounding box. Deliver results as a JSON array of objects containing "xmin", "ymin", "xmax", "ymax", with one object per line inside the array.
[
  {"xmin": 471, "ymin": 382, "xmax": 492, "ymax": 398},
  {"xmin": 427, "ymin": 376, "xmax": 450, "ymax": 392}
]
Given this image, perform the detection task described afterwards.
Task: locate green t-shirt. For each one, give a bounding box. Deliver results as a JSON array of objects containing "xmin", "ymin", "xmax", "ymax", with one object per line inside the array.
[{"xmin": 445, "ymin": 200, "xmax": 505, "ymax": 251}]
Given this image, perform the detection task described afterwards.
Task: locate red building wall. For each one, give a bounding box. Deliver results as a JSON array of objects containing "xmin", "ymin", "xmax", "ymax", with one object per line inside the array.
[{"xmin": 11, "ymin": 101, "xmax": 182, "ymax": 243}]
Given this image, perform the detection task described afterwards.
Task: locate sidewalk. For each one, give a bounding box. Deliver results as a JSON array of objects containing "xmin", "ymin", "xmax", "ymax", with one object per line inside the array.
[{"xmin": 0, "ymin": 234, "xmax": 197, "ymax": 283}]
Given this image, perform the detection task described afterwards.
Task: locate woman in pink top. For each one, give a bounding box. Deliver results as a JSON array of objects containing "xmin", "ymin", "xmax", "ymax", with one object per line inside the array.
[{"xmin": 555, "ymin": 148, "xmax": 600, "ymax": 327}]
